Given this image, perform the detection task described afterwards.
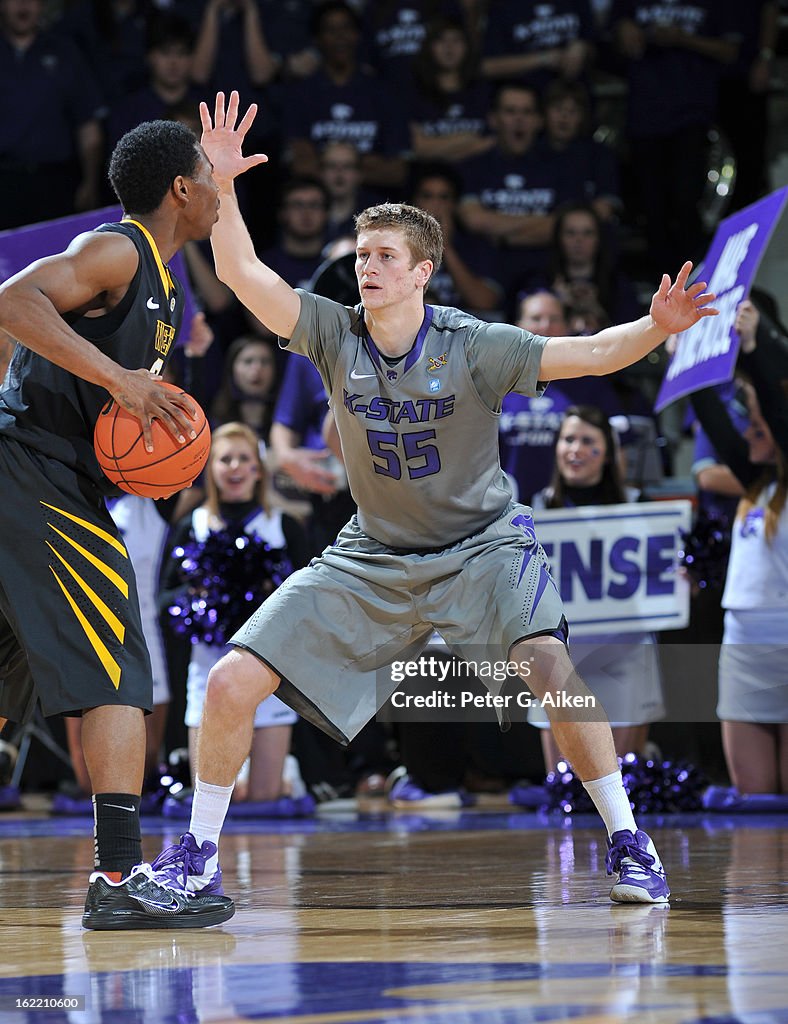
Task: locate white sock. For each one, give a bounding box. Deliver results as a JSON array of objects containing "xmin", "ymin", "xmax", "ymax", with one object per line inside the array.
[
  {"xmin": 189, "ymin": 776, "xmax": 234, "ymax": 870},
  {"xmin": 583, "ymin": 770, "xmax": 638, "ymax": 838}
]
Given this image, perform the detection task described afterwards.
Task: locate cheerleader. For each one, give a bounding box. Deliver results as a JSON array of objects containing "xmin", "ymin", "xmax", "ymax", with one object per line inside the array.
[
  {"xmin": 692, "ymin": 301, "xmax": 788, "ymax": 796},
  {"xmin": 161, "ymin": 422, "xmax": 310, "ymax": 813}
]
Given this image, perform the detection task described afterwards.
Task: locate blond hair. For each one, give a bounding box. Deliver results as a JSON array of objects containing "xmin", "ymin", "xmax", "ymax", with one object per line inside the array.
[
  {"xmin": 204, "ymin": 422, "xmax": 267, "ymax": 528},
  {"xmin": 736, "ymin": 461, "xmax": 787, "ymax": 544},
  {"xmin": 354, "ymin": 202, "xmax": 443, "ymax": 274}
]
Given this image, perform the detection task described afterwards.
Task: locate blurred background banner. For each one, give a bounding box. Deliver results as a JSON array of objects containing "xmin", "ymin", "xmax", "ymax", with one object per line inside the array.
[{"xmin": 655, "ymin": 186, "xmax": 788, "ymax": 412}]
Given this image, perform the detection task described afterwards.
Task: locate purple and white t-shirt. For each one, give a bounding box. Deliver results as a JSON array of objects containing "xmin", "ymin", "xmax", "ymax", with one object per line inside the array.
[{"xmin": 499, "ymin": 376, "xmax": 623, "ymax": 503}]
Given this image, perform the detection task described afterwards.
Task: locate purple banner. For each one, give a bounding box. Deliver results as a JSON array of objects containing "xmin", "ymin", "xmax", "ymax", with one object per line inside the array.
[
  {"xmin": 0, "ymin": 205, "xmax": 196, "ymax": 344},
  {"xmin": 654, "ymin": 187, "xmax": 788, "ymax": 413}
]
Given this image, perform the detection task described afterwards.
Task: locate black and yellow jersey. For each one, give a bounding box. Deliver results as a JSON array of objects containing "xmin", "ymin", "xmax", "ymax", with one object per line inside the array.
[{"xmin": 0, "ymin": 219, "xmax": 184, "ymax": 492}]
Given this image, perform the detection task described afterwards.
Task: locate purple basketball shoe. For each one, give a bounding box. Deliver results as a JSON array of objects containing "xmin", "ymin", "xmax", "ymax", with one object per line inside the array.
[
  {"xmin": 152, "ymin": 832, "xmax": 228, "ymax": 898},
  {"xmin": 606, "ymin": 829, "xmax": 670, "ymax": 903}
]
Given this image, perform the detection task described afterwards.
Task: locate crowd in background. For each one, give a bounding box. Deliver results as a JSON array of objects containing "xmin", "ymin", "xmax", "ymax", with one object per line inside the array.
[{"xmin": 1, "ymin": 0, "xmax": 787, "ymax": 810}]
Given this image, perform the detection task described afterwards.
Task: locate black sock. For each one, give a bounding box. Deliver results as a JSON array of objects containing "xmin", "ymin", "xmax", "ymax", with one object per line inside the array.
[{"xmin": 93, "ymin": 793, "xmax": 142, "ymax": 876}]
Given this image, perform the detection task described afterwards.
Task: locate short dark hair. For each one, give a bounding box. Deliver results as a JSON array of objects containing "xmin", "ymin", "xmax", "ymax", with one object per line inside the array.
[
  {"xmin": 543, "ymin": 79, "xmax": 591, "ymax": 135},
  {"xmin": 310, "ymin": 1, "xmax": 361, "ymax": 38},
  {"xmin": 492, "ymin": 80, "xmax": 541, "ymax": 113},
  {"xmin": 409, "ymin": 161, "xmax": 463, "ymax": 204},
  {"xmin": 543, "ymin": 78, "xmax": 591, "ymax": 115},
  {"xmin": 146, "ymin": 12, "xmax": 194, "ymax": 53},
  {"xmin": 108, "ymin": 120, "xmax": 200, "ymax": 215},
  {"xmin": 278, "ymin": 176, "xmax": 330, "ymax": 210}
]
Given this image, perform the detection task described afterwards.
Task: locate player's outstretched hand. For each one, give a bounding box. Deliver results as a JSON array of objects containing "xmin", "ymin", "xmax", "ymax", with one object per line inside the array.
[
  {"xmin": 199, "ymin": 91, "xmax": 268, "ymax": 189},
  {"xmin": 649, "ymin": 261, "xmax": 718, "ymax": 335}
]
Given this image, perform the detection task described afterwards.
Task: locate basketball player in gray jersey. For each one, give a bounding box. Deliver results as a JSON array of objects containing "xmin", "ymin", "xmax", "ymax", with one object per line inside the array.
[{"xmin": 154, "ymin": 92, "xmax": 718, "ymax": 908}]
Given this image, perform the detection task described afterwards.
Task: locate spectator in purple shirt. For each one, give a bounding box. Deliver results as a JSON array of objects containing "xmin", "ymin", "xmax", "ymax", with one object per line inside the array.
[
  {"xmin": 190, "ymin": 0, "xmax": 279, "ymax": 98},
  {"xmin": 363, "ymin": 0, "xmax": 465, "ymax": 83},
  {"xmin": 542, "ymin": 79, "xmax": 621, "ymax": 224},
  {"xmin": 0, "ymin": 0, "xmax": 105, "ymax": 228},
  {"xmin": 257, "ymin": 177, "xmax": 331, "ymax": 292},
  {"xmin": 319, "ymin": 141, "xmax": 377, "ymax": 244},
  {"xmin": 281, "ymin": 1, "xmax": 410, "ymax": 192},
  {"xmin": 610, "ymin": 0, "xmax": 738, "ymax": 274},
  {"xmin": 210, "ymin": 333, "xmax": 280, "ymax": 444},
  {"xmin": 499, "ymin": 290, "xmax": 623, "ymax": 503},
  {"xmin": 458, "ymin": 81, "xmax": 575, "ymax": 306},
  {"xmin": 480, "ymin": 0, "xmax": 596, "ymax": 94},
  {"xmin": 106, "ymin": 14, "xmax": 202, "ymax": 152},
  {"xmin": 406, "ymin": 16, "xmax": 494, "ymax": 165},
  {"xmin": 543, "ymin": 201, "xmax": 642, "ymax": 326},
  {"xmin": 410, "ymin": 161, "xmax": 502, "ymax": 316}
]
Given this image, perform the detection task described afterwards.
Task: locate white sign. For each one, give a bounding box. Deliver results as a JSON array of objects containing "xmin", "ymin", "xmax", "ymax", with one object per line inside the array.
[{"xmin": 534, "ymin": 501, "xmax": 692, "ymax": 636}]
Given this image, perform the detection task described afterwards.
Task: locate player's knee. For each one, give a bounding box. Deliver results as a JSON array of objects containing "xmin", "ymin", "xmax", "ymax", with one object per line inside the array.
[
  {"xmin": 512, "ymin": 631, "xmax": 567, "ymax": 670},
  {"xmin": 516, "ymin": 633, "xmax": 566, "ymax": 652},
  {"xmin": 512, "ymin": 633, "xmax": 573, "ymax": 700},
  {"xmin": 205, "ymin": 649, "xmax": 279, "ymax": 716}
]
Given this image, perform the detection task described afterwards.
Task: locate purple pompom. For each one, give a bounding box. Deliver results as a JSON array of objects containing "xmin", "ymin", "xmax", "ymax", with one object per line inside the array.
[
  {"xmin": 678, "ymin": 510, "xmax": 731, "ymax": 590},
  {"xmin": 544, "ymin": 754, "xmax": 708, "ymax": 813},
  {"xmin": 166, "ymin": 525, "xmax": 293, "ymax": 646}
]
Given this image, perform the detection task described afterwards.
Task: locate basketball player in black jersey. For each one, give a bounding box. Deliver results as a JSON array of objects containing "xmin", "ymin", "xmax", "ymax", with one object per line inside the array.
[{"xmin": 0, "ymin": 119, "xmax": 233, "ymax": 929}]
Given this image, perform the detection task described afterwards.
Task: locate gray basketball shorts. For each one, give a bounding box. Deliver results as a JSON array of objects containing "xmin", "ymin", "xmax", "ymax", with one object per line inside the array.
[
  {"xmin": 0, "ymin": 436, "xmax": 153, "ymax": 723},
  {"xmin": 231, "ymin": 502, "xmax": 565, "ymax": 744}
]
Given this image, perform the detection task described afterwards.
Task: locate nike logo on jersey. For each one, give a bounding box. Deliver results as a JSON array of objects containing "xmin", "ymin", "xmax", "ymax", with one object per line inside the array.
[
  {"xmin": 104, "ymin": 803, "xmax": 137, "ymax": 812},
  {"xmin": 350, "ymin": 369, "xmax": 376, "ymax": 379},
  {"xmin": 146, "ymin": 297, "xmax": 160, "ymax": 309}
]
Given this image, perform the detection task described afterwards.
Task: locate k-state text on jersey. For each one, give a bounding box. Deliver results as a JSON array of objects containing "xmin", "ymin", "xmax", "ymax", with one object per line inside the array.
[{"xmin": 342, "ymin": 391, "xmax": 456, "ymax": 424}]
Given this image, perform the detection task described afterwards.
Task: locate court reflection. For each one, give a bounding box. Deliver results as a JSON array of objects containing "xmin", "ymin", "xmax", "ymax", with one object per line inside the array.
[{"xmin": 0, "ymin": 816, "xmax": 787, "ymax": 1022}]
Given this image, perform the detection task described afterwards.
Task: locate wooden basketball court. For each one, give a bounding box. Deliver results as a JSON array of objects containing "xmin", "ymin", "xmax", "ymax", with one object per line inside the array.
[{"xmin": 0, "ymin": 805, "xmax": 786, "ymax": 1022}]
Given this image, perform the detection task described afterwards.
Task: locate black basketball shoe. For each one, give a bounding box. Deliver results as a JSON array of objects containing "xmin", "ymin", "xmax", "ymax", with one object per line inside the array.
[{"xmin": 82, "ymin": 863, "xmax": 235, "ymax": 930}]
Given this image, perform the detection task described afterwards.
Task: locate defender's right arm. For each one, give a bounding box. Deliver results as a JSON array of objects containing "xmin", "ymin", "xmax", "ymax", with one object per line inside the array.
[{"xmin": 201, "ymin": 91, "xmax": 301, "ymax": 340}]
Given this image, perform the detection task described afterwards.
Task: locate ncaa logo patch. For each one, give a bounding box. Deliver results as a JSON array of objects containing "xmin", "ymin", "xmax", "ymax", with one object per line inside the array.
[
  {"xmin": 427, "ymin": 352, "xmax": 447, "ymax": 372},
  {"xmin": 429, "ymin": 378, "xmax": 441, "ymax": 392}
]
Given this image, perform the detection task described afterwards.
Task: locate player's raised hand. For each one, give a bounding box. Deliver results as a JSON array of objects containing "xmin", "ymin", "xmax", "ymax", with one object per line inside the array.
[
  {"xmin": 649, "ymin": 261, "xmax": 718, "ymax": 335},
  {"xmin": 199, "ymin": 91, "xmax": 268, "ymax": 188}
]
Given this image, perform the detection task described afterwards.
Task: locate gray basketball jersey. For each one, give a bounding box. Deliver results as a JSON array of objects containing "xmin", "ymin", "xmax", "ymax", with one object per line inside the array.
[{"xmin": 284, "ymin": 292, "xmax": 548, "ymax": 549}]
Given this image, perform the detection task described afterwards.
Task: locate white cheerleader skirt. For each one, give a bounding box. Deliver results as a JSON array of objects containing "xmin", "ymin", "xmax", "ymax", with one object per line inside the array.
[
  {"xmin": 184, "ymin": 641, "xmax": 298, "ymax": 730},
  {"xmin": 717, "ymin": 609, "xmax": 788, "ymax": 723}
]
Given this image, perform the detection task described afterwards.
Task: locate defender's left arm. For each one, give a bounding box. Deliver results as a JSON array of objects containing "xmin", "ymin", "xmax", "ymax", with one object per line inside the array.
[{"xmin": 539, "ymin": 262, "xmax": 717, "ymax": 381}]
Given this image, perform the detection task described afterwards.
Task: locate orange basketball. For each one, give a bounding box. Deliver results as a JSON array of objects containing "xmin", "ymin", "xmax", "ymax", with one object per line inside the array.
[{"xmin": 94, "ymin": 382, "xmax": 211, "ymax": 499}]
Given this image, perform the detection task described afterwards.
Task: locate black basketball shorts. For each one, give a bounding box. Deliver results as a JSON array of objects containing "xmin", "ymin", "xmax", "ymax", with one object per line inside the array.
[{"xmin": 0, "ymin": 436, "xmax": 153, "ymax": 723}]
